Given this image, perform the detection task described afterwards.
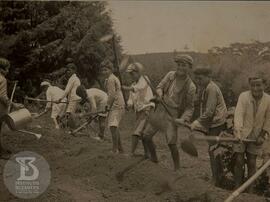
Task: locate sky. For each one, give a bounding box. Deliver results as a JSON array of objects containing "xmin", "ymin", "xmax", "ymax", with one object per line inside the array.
[{"xmin": 108, "ymin": 1, "xmax": 270, "ymax": 54}]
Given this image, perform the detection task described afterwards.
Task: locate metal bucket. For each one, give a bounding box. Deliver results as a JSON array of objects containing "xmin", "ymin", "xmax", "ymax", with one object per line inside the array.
[{"xmin": 4, "ymin": 108, "xmax": 32, "ymax": 130}]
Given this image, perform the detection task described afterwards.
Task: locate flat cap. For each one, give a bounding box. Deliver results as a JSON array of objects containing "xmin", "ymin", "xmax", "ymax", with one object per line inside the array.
[
  {"xmin": 193, "ymin": 67, "xmax": 212, "ymax": 76},
  {"xmin": 174, "ymin": 54, "xmax": 193, "ymax": 65}
]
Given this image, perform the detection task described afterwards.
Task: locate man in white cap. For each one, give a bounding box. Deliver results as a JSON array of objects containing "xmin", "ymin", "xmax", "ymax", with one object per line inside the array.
[
  {"xmin": 76, "ymin": 85, "xmax": 108, "ymax": 140},
  {"xmin": 39, "ymin": 81, "xmax": 67, "ymax": 129},
  {"xmin": 155, "ymin": 54, "xmax": 196, "ymax": 171},
  {"xmin": 122, "ymin": 62, "xmax": 157, "ymax": 160}
]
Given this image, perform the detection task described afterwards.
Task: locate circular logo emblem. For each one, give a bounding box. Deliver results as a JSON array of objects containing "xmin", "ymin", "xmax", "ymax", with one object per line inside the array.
[{"xmin": 3, "ymin": 151, "xmax": 51, "ymax": 199}]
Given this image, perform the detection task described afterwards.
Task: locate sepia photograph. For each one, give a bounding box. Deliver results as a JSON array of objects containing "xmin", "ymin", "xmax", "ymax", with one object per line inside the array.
[{"xmin": 1, "ymin": 1, "xmax": 270, "ymax": 201}]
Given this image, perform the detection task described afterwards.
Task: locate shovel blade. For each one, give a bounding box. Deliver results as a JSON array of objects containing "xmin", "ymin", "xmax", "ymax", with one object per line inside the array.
[
  {"xmin": 180, "ymin": 139, "xmax": 198, "ymax": 157},
  {"xmin": 148, "ymin": 112, "xmax": 167, "ymax": 132}
]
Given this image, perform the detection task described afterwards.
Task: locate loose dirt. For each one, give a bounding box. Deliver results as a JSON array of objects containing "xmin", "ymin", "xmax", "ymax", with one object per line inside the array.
[{"xmin": 0, "ymin": 112, "xmax": 267, "ymax": 201}]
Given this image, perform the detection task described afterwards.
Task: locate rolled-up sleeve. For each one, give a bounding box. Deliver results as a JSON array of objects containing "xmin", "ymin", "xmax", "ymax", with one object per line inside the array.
[
  {"xmin": 197, "ymin": 86, "xmax": 218, "ymax": 126},
  {"xmin": 180, "ymin": 84, "xmax": 196, "ymax": 122},
  {"xmin": 234, "ymin": 93, "xmax": 245, "ymax": 132}
]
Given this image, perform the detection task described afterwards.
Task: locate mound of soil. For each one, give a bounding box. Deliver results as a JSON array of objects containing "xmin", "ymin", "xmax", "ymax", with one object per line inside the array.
[{"xmin": 0, "ymin": 112, "xmax": 267, "ymax": 201}]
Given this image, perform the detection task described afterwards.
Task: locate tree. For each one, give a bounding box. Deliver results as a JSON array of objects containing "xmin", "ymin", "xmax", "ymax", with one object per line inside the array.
[{"xmin": 0, "ymin": 1, "xmax": 120, "ymax": 96}]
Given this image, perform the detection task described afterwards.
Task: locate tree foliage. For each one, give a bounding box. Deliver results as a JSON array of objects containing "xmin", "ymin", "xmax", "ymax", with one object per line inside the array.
[{"xmin": 0, "ymin": 1, "xmax": 119, "ymax": 96}]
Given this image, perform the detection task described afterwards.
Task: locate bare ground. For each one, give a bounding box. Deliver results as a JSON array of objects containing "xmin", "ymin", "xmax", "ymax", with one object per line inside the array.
[{"xmin": 0, "ymin": 111, "xmax": 267, "ymax": 202}]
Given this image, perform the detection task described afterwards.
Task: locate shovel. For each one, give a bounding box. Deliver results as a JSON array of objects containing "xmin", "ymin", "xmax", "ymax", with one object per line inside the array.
[
  {"xmin": 70, "ymin": 114, "xmax": 99, "ymax": 135},
  {"xmin": 178, "ymin": 123, "xmax": 256, "ymax": 157},
  {"xmin": 16, "ymin": 129, "xmax": 42, "ymax": 140},
  {"xmin": 147, "ymin": 113, "xmax": 198, "ymax": 157},
  {"xmin": 25, "ymin": 96, "xmax": 70, "ymax": 104}
]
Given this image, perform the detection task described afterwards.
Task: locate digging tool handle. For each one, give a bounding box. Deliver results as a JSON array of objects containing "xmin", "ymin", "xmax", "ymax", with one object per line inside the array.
[
  {"xmin": 176, "ymin": 122, "xmax": 256, "ymax": 143},
  {"xmin": 71, "ymin": 115, "xmax": 98, "ymax": 135},
  {"xmin": 193, "ymin": 136, "xmax": 256, "ymax": 143},
  {"xmin": 225, "ymin": 158, "xmax": 270, "ymax": 202},
  {"xmin": 112, "ymin": 34, "xmax": 128, "ymax": 108},
  {"xmin": 17, "ymin": 129, "xmax": 42, "ymax": 139},
  {"xmin": 142, "ymin": 75, "xmax": 173, "ymax": 117},
  {"xmin": 25, "ymin": 97, "xmax": 70, "ymax": 104},
  {"xmin": 8, "ymin": 81, "xmax": 18, "ymax": 113}
]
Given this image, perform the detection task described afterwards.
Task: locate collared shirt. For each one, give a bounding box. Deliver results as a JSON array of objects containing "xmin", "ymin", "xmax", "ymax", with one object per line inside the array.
[
  {"xmin": 45, "ymin": 86, "xmax": 66, "ymax": 109},
  {"xmin": 63, "ymin": 74, "xmax": 81, "ymax": 101},
  {"xmin": 86, "ymin": 88, "xmax": 108, "ymax": 112},
  {"xmin": 197, "ymin": 81, "xmax": 227, "ymax": 129},
  {"xmin": 156, "ymin": 71, "xmax": 196, "ymax": 121},
  {"xmin": 104, "ymin": 73, "xmax": 125, "ymax": 109},
  {"xmin": 234, "ymin": 91, "xmax": 270, "ymax": 140},
  {"xmin": 127, "ymin": 75, "xmax": 155, "ymax": 112}
]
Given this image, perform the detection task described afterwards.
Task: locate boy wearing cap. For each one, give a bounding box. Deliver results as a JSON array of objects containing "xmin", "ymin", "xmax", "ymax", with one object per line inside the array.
[
  {"xmin": 122, "ymin": 62, "xmax": 157, "ymax": 159},
  {"xmin": 100, "ymin": 59, "xmax": 125, "ymax": 153},
  {"xmin": 0, "ymin": 58, "xmax": 23, "ymax": 159},
  {"xmin": 39, "ymin": 81, "xmax": 67, "ymax": 129},
  {"xmin": 191, "ymin": 67, "xmax": 227, "ymax": 186},
  {"xmin": 233, "ymin": 75, "xmax": 270, "ymax": 191},
  {"xmin": 155, "ymin": 54, "xmax": 196, "ymax": 171},
  {"xmin": 76, "ymin": 85, "xmax": 108, "ymax": 140},
  {"xmin": 58, "ymin": 63, "xmax": 81, "ymax": 127}
]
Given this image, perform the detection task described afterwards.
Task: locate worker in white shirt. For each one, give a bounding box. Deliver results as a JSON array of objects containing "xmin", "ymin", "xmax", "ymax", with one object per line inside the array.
[
  {"xmin": 39, "ymin": 81, "xmax": 67, "ymax": 129},
  {"xmin": 76, "ymin": 85, "xmax": 108, "ymax": 140},
  {"xmin": 122, "ymin": 62, "xmax": 157, "ymax": 161},
  {"xmin": 233, "ymin": 74, "xmax": 270, "ymax": 191},
  {"xmin": 57, "ymin": 63, "xmax": 81, "ymax": 127}
]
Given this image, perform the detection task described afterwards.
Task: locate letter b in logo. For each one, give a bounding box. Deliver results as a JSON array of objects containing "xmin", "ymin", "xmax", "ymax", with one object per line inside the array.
[{"xmin": 16, "ymin": 157, "xmax": 39, "ymax": 181}]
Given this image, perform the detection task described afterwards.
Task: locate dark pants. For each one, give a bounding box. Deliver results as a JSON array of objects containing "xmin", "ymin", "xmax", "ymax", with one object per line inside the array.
[{"xmin": 208, "ymin": 124, "xmax": 226, "ymax": 186}]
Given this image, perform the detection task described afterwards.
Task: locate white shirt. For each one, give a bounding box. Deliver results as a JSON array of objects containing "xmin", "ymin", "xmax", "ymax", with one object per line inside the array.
[
  {"xmin": 127, "ymin": 75, "xmax": 155, "ymax": 112},
  {"xmin": 234, "ymin": 91, "xmax": 270, "ymax": 140},
  {"xmin": 45, "ymin": 86, "xmax": 66, "ymax": 109},
  {"xmin": 86, "ymin": 88, "xmax": 108, "ymax": 112},
  {"xmin": 63, "ymin": 74, "xmax": 81, "ymax": 101}
]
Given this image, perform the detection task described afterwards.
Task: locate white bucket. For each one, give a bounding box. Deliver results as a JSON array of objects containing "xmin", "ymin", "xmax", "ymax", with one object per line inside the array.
[{"xmin": 4, "ymin": 108, "xmax": 32, "ymax": 130}]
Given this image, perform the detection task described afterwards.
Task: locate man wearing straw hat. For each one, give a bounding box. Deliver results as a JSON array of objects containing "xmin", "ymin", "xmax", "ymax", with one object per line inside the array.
[
  {"xmin": 76, "ymin": 85, "xmax": 108, "ymax": 141},
  {"xmin": 155, "ymin": 54, "xmax": 196, "ymax": 171},
  {"xmin": 190, "ymin": 66, "xmax": 227, "ymax": 186},
  {"xmin": 0, "ymin": 58, "xmax": 23, "ymax": 159},
  {"xmin": 233, "ymin": 74, "xmax": 270, "ymax": 191},
  {"xmin": 39, "ymin": 81, "xmax": 67, "ymax": 129},
  {"xmin": 100, "ymin": 59, "xmax": 125, "ymax": 154},
  {"xmin": 122, "ymin": 62, "xmax": 157, "ymax": 160},
  {"xmin": 57, "ymin": 63, "xmax": 81, "ymax": 128}
]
